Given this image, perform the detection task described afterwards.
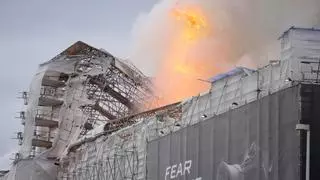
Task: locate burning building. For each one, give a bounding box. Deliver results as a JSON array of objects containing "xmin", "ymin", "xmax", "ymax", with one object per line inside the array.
[
  {"xmin": 3, "ymin": 27, "xmax": 320, "ymax": 180},
  {"xmin": 3, "ymin": 41, "xmax": 155, "ymax": 179}
]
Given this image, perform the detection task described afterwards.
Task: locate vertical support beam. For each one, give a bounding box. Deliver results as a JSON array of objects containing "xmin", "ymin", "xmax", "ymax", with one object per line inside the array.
[{"xmin": 296, "ymin": 124, "xmax": 310, "ymax": 180}]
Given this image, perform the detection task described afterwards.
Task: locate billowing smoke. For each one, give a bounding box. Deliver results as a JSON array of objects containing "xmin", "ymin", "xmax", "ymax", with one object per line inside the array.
[{"xmin": 130, "ymin": 0, "xmax": 320, "ymax": 104}]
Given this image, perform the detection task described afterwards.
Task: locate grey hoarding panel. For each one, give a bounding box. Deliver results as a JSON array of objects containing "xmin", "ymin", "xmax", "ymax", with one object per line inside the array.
[
  {"xmin": 300, "ymin": 84, "xmax": 320, "ymax": 180},
  {"xmin": 147, "ymin": 85, "xmax": 301, "ymax": 180}
]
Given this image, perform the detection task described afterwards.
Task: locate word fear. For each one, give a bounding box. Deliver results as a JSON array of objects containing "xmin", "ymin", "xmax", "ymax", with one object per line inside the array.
[{"xmin": 165, "ymin": 160, "xmax": 192, "ymax": 180}]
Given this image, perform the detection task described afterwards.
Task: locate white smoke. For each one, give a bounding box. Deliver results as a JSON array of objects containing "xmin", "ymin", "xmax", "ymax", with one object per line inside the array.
[
  {"xmin": 130, "ymin": 0, "xmax": 178, "ymax": 76},
  {"xmin": 129, "ymin": 0, "xmax": 320, "ymax": 103},
  {"xmin": 130, "ymin": 0, "xmax": 320, "ymax": 75}
]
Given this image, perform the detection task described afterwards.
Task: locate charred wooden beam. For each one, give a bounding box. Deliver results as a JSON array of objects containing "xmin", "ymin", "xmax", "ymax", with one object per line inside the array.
[
  {"xmin": 38, "ymin": 96, "xmax": 64, "ymax": 107},
  {"xmin": 89, "ymin": 78, "xmax": 135, "ymax": 109},
  {"xmin": 42, "ymin": 77, "xmax": 66, "ymax": 87},
  {"xmin": 35, "ymin": 117, "xmax": 59, "ymax": 128},
  {"xmin": 32, "ymin": 139, "xmax": 52, "ymax": 148},
  {"xmin": 93, "ymin": 102, "xmax": 117, "ymax": 120}
]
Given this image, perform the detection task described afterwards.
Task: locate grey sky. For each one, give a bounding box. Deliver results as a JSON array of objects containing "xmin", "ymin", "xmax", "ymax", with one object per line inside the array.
[{"xmin": 0, "ymin": 0, "xmax": 157, "ymax": 169}]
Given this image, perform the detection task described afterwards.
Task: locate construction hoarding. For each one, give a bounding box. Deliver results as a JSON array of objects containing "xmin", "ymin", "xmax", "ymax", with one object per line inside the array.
[{"xmin": 146, "ymin": 85, "xmax": 318, "ymax": 180}]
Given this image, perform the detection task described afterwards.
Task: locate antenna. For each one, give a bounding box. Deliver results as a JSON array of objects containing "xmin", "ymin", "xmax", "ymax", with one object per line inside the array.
[{"xmin": 197, "ymin": 78, "xmax": 211, "ymax": 83}]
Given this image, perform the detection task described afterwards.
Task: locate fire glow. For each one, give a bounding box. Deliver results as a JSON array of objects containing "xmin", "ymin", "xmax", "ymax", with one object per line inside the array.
[
  {"xmin": 132, "ymin": 0, "xmax": 320, "ymax": 107},
  {"xmin": 171, "ymin": 5, "xmax": 209, "ymax": 40},
  {"xmin": 154, "ymin": 4, "xmax": 218, "ymax": 105}
]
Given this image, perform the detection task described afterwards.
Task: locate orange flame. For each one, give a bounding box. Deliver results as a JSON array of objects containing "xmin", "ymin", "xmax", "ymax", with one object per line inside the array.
[
  {"xmin": 153, "ymin": 4, "xmax": 224, "ymax": 105},
  {"xmin": 171, "ymin": 6, "xmax": 209, "ymax": 40}
]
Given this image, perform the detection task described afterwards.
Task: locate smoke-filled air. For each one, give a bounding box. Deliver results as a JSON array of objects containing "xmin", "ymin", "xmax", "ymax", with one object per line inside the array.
[{"xmin": 130, "ymin": 0, "xmax": 320, "ymax": 105}]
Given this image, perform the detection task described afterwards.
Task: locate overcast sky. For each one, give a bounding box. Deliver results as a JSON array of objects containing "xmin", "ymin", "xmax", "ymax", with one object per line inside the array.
[{"xmin": 0, "ymin": 0, "xmax": 157, "ymax": 169}]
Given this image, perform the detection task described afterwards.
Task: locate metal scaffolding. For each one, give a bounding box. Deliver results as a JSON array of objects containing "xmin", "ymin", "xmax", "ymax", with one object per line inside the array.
[
  {"xmin": 59, "ymin": 102, "xmax": 182, "ymax": 180},
  {"xmin": 72, "ymin": 42, "xmax": 155, "ymax": 137},
  {"xmin": 61, "ymin": 148, "xmax": 139, "ymax": 180},
  {"xmin": 17, "ymin": 41, "xmax": 157, "ymax": 158}
]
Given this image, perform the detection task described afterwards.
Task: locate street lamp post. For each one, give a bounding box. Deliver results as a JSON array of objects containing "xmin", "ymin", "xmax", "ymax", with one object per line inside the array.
[
  {"xmin": 296, "ymin": 123, "xmax": 310, "ymax": 180},
  {"xmin": 317, "ymin": 59, "xmax": 320, "ymax": 83}
]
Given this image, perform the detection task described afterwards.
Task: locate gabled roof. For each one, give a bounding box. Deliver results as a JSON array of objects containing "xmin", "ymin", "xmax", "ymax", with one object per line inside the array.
[
  {"xmin": 41, "ymin": 41, "xmax": 115, "ymax": 66},
  {"xmin": 60, "ymin": 41, "xmax": 113, "ymax": 57}
]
